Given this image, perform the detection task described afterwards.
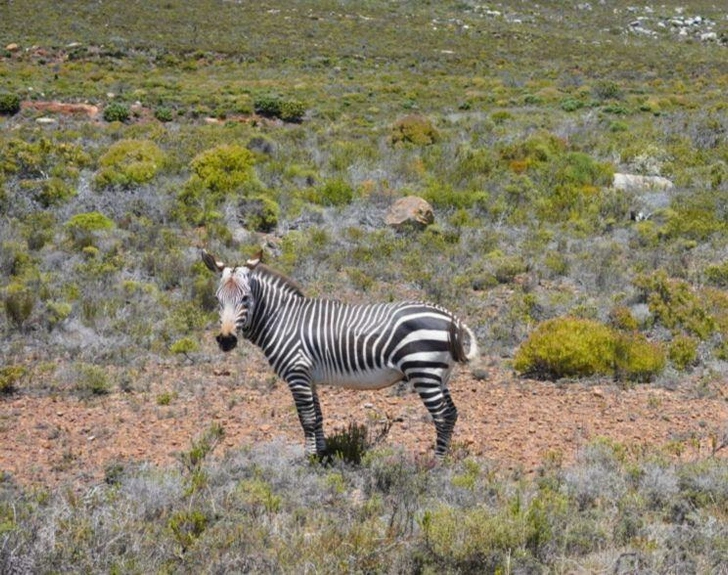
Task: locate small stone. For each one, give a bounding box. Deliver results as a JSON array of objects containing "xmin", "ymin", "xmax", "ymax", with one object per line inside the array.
[{"xmin": 5, "ymin": 43, "xmax": 20, "ymax": 52}]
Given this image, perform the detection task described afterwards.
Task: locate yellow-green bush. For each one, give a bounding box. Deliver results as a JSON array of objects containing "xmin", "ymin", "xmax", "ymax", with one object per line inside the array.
[
  {"xmin": 613, "ymin": 333, "xmax": 666, "ymax": 383},
  {"xmin": 175, "ymin": 144, "xmax": 257, "ymax": 225},
  {"xmin": 634, "ymin": 271, "xmax": 717, "ymax": 340},
  {"xmin": 668, "ymin": 335, "xmax": 699, "ymax": 370},
  {"xmin": 65, "ymin": 211, "xmax": 115, "ymax": 249},
  {"xmin": 391, "ymin": 114, "xmax": 439, "ymax": 146},
  {"xmin": 306, "ymin": 178, "xmax": 356, "ymax": 207},
  {"xmin": 190, "ymin": 144, "xmax": 255, "ymax": 194},
  {"xmin": 0, "ymin": 365, "xmax": 26, "ymax": 393},
  {"xmin": 514, "ymin": 316, "xmax": 665, "ymax": 382},
  {"xmin": 514, "ymin": 317, "xmax": 615, "ymax": 380},
  {"xmin": 239, "ymin": 194, "xmax": 280, "ymax": 232},
  {"xmin": 3, "ymin": 281, "xmax": 35, "ymax": 329},
  {"xmin": 94, "ymin": 139, "xmax": 166, "ymax": 189}
]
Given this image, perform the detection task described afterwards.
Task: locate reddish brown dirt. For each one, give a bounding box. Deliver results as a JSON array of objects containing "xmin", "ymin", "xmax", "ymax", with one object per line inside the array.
[
  {"xmin": 21, "ymin": 101, "xmax": 100, "ymax": 118},
  {"xmin": 2, "ymin": 353, "xmax": 726, "ymax": 490}
]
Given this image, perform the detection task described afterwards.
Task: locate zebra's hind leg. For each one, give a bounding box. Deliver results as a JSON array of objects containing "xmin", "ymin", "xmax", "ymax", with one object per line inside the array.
[
  {"xmin": 311, "ymin": 388, "xmax": 327, "ymax": 455},
  {"xmin": 411, "ymin": 374, "xmax": 458, "ymax": 458}
]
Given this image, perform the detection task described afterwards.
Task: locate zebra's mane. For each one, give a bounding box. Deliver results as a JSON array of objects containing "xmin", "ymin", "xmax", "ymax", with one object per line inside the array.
[{"xmin": 253, "ymin": 264, "xmax": 305, "ymax": 297}]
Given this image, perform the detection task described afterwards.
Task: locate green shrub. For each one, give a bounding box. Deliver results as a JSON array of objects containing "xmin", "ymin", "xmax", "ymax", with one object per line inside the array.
[
  {"xmin": 514, "ymin": 317, "xmax": 615, "ymax": 380},
  {"xmin": 74, "ymin": 364, "xmax": 112, "ymax": 396},
  {"xmin": 543, "ymin": 251, "xmax": 569, "ymax": 277},
  {"xmin": 613, "ymin": 333, "xmax": 666, "ymax": 383},
  {"xmin": 190, "ymin": 144, "xmax": 255, "ymax": 194},
  {"xmin": 499, "ymin": 132, "xmax": 565, "ymax": 172},
  {"xmin": 3, "ymin": 282, "xmax": 34, "ymax": 329},
  {"xmin": 168, "ymin": 510, "xmax": 208, "ymax": 552},
  {"xmin": 37, "ymin": 177, "xmax": 76, "ymax": 207},
  {"xmin": 308, "ymin": 178, "xmax": 356, "ymax": 207},
  {"xmin": 0, "ymin": 92, "xmax": 21, "ymax": 115},
  {"xmin": 65, "ymin": 211, "xmax": 115, "ymax": 249},
  {"xmin": 239, "ymin": 195, "xmax": 280, "ymax": 232},
  {"xmin": 592, "ymin": 80, "xmax": 623, "ymax": 101},
  {"xmin": 102, "ymin": 101, "xmax": 130, "ymax": 122},
  {"xmin": 560, "ymin": 98, "xmax": 585, "ymax": 112},
  {"xmin": 324, "ymin": 422, "xmax": 370, "ymax": 465},
  {"xmin": 94, "ymin": 139, "xmax": 166, "ymax": 189},
  {"xmin": 0, "ymin": 365, "xmax": 27, "ymax": 393},
  {"xmin": 169, "ymin": 337, "xmax": 199, "ymax": 356},
  {"xmin": 668, "ymin": 335, "xmax": 699, "ymax": 370},
  {"xmin": 176, "ymin": 144, "xmax": 257, "ymax": 224},
  {"xmin": 254, "ymin": 94, "xmax": 306, "ymax": 122},
  {"xmin": 608, "ymin": 306, "xmax": 639, "ymax": 332},
  {"xmin": 704, "ymin": 262, "xmax": 728, "ymax": 287},
  {"xmin": 391, "ymin": 114, "xmax": 439, "ymax": 146},
  {"xmin": 154, "ymin": 106, "xmax": 174, "ymax": 122},
  {"xmin": 662, "ymin": 191, "xmax": 728, "ymax": 241},
  {"xmin": 421, "ymin": 182, "xmax": 486, "ymax": 209},
  {"xmin": 634, "ymin": 271, "xmax": 717, "ymax": 340},
  {"xmin": 515, "ymin": 317, "xmax": 665, "ymax": 382}
]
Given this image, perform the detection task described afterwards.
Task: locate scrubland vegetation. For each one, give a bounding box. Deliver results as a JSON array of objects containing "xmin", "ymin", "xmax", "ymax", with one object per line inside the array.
[{"xmin": 1, "ymin": 0, "xmax": 727, "ymax": 572}]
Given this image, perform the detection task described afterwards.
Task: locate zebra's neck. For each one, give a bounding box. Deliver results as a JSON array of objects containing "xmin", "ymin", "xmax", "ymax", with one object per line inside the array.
[{"xmin": 244, "ymin": 272, "xmax": 305, "ymax": 349}]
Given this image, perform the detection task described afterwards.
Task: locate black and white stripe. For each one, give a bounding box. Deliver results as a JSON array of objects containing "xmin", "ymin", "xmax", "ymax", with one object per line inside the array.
[{"xmin": 203, "ymin": 250, "xmax": 478, "ymax": 458}]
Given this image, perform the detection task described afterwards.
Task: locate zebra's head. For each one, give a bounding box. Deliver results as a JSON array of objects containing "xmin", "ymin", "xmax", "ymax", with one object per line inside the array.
[{"xmin": 201, "ymin": 250, "xmax": 260, "ymax": 352}]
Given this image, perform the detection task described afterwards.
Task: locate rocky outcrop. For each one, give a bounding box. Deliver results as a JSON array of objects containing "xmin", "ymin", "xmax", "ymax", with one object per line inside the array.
[
  {"xmin": 384, "ymin": 196, "xmax": 434, "ymax": 230},
  {"xmin": 613, "ymin": 173, "xmax": 674, "ymax": 191}
]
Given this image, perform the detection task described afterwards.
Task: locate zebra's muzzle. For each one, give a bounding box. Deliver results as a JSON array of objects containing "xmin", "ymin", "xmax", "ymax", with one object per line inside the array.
[{"xmin": 216, "ymin": 333, "xmax": 238, "ymax": 352}]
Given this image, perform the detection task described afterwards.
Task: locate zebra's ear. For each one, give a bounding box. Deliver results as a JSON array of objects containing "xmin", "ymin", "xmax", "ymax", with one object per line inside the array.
[
  {"xmin": 245, "ymin": 249, "xmax": 263, "ymax": 269},
  {"xmin": 201, "ymin": 250, "xmax": 225, "ymax": 273}
]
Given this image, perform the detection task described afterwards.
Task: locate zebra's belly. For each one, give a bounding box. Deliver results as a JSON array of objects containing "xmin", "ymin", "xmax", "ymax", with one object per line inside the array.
[{"xmin": 311, "ymin": 366, "xmax": 404, "ymax": 390}]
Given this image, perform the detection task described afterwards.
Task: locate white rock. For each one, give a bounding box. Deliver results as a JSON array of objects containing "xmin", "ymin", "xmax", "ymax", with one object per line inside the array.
[{"xmin": 613, "ymin": 173, "xmax": 674, "ymax": 191}]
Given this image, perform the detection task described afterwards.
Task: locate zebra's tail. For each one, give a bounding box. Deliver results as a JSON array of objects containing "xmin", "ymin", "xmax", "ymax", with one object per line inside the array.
[
  {"xmin": 463, "ymin": 323, "xmax": 479, "ymax": 362},
  {"xmin": 449, "ymin": 320, "xmax": 479, "ymax": 363}
]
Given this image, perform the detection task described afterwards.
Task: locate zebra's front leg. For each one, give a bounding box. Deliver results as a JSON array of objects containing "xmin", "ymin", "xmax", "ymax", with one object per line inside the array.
[
  {"xmin": 413, "ymin": 379, "xmax": 458, "ymax": 459},
  {"xmin": 287, "ymin": 375, "xmax": 326, "ymax": 457}
]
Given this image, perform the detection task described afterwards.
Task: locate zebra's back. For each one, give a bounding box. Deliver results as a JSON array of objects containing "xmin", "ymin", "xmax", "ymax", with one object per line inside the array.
[{"xmin": 294, "ymin": 299, "xmax": 463, "ymax": 389}]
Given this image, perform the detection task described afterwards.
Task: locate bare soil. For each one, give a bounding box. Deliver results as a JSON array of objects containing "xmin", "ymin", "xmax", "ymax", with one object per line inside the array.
[{"xmin": 2, "ymin": 352, "xmax": 726, "ymax": 490}]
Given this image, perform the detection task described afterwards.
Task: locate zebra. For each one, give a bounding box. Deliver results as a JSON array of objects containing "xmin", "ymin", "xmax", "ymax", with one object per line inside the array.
[{"xmin": 202, "ymin": 249, "xmax": 478, "ymax": 459}]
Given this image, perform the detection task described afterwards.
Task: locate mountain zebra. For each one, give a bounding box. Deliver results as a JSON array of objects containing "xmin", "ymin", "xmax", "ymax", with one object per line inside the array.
[{"xmin": 202, "ymin": 250, "xmax": 478, "ymax": 458}]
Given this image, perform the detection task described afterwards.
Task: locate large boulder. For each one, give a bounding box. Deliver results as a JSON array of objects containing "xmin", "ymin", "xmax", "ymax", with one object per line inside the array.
[
  {"xmin": 384, "ymin": 196, "xmax": 434, "ymax": 230},
  {"xmin": 613, "ymin": 173, "xmax": 674, "ymax": 191}
]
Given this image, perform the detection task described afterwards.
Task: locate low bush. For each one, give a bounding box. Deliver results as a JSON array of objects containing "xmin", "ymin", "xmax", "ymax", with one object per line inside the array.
[
  {"xmin": 154, "ymin": 106, "xmax": 174, "ymax": 122},
  {"xmin": 176, "ymin": 144, "xmax": 257, "ymax": 225},
  {"xmin": 190, "ymin": 144, "xmax": 255, "ymax": 194},
  {"xmin": 0, "ymin": 92, "xmax": 21, "ymax": 115},
  {"xmin": 73, "ymin": 363, "xmax": 112, "ymax": 397},
  {"xmin": 307, "ymin": 178, "xmax": 356, "ymax": 207},
  {"xmin": 514, "ymin": 317, "xmax": 615, "ymax": 380},
  {"xmin": 253, "ymin": 94, "xmax": 306, "ymax": 122},
  {"xmin": 102, "ymin": 101, "xmax": 130, "ymax": 122},
  {"xmin": 0, "ymin": 365, "xmax": 26, "ymax": 393},
  {"xmin": 94, "ymin": 139, "xmax": 166, "ymax": 189},
  {"xmin": 391, "ymin": 114, "xmax": 439, "ymax": 146},
  {"xmin": 634, "ymin": 270, "xmax": 718, "ymax": 340},
  {"xmin": 704, "ymin": 261, "xmax": 728, "ymax": 287},
  {"xmin": 239, "ymin": 194, "xmax": 279, "ymax": 232},
  {"xmin": 65, "ymin": 212, "xmax": 115, "ymax": 249},
  {"xmin": 613, "ymin": 332, "xmax": 666, "ymax": 384},
  {"xmin": 668, "ymin": 335, "xmax": 699, "ymax": 370},
  {"xmin": 3, "ymin": 282, "xmax": 35, "ymax": 330},
  {"xmin": 514, "ymin": 316, "xmax": 665, "ymax": 382}
]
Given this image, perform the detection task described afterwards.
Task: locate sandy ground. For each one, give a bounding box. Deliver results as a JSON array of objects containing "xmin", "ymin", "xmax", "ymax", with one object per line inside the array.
[{"xmin": 2, "ymin": 352, "xmax": 726, "ymax": 490}]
